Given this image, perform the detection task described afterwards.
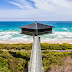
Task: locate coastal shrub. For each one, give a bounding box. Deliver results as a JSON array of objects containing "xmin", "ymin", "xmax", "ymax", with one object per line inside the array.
[
  {"xmin": 41, "ymin": 43, "xmax": 72, "ymax": 50},
  {"xmin": 0, "ymin": 50, "xmax": 72, "ymax": 72},
  {"xmin": 42, "ymin": 51, "xmax": 72, "ymax": 72},
  {"xmin": 0, "ymin": 51, "xmax": 3, "ymax": 54},
  {"xmin": 0, "ymin": 50, "xmax": 30, "ymax": 72},
  {"xmin": 9, "ymin": 51, "xmax": 30, "ymax": 61},
  {"xmin": 0, "ymin": 43, "xmax": 32, "ymax": 50},
  {"xmin": 0, "ymin": 57, "xmax": 11, "ymax": 72},
  {"xmin": 0, "ymin": 43, "xmax": 72, "ymax": 50}
]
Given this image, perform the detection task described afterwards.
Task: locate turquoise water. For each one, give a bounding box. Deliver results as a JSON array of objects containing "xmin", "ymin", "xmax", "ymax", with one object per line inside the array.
[{"xmin": 0, "ymin": 21, "xmax": 72, "ymax": 42}]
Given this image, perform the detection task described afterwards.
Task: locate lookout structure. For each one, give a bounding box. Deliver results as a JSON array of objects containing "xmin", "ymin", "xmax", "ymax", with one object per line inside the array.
[{"xmin": 19, "ymin": 21, "xmax": 54, "ymax": 72}]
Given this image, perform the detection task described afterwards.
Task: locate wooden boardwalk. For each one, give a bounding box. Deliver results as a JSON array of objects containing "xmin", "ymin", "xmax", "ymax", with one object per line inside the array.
[{"xmin": 28, "ymin": 36, "xmax": 43, "ymax": 72}]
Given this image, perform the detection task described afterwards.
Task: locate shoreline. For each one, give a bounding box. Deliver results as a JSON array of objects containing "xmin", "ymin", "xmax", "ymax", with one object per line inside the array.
[{"xmin": 0, "ymin": 40, "xmax": 72, "ymax": 44}]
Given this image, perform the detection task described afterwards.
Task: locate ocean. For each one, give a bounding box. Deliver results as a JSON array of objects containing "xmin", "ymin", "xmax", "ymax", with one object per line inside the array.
[{"xmin": 0, "ymin": 21, "xmax": 72, "ymax": 43}]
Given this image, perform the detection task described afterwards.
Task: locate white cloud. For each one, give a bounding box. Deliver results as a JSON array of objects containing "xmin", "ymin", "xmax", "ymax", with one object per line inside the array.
[
  {"xmin": 32, "ymin": 0, "xmax": 72, "ymax": 10},
  {"xmin": 8, "ymin": 1, "xmax": 25, "ymax": 9},
  {"xmin": 8, "ymin": 0, "xmax": 35, "ymax": 9},
  {"xmin": 0, "ymin": 0, "xmax": 72, "ymax": 21},
  {"xmin": 8, "ymin": 0, "xmax": 72, "ymax": 11}
]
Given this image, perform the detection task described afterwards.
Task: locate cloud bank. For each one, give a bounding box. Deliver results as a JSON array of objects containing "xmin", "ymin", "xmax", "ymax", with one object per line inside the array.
[{"xmin": 0, "ymin": 0, "xmax": 72, "ymax": 21}]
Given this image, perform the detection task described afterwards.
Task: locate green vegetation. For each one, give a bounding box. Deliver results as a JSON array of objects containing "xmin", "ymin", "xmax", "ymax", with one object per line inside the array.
[
  {"xmin": 0, "ymin": 50, "xmax": 72, "ymax": 72},
  {"xmin": 0, "ymin": 50, "xmax": 30, "ymax": 72},
  {"xmin": 0, "ymin": 43, "xmax": 72, "ymax": 50},
  {"xmin": 0, "ymin": 43, "xmax": 72, "ymax": 72},
  {"xmin": 42, "ymin": 51, "xmax": 72, "ymax": 72},
  {"xmin": 41, "ymin": 43, "xmax": 72, "ymax": 50},
  {"xmin": 0, "ymin": 43, "xmax": 32, "ymax": 50}
]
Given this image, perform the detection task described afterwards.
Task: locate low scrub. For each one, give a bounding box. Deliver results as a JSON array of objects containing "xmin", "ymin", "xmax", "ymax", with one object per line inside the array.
[
  {"xmin": 42, "ymin": 51, "xmax": 72, "ymax": 72},
  {"xmin": 0, "ymin": 50, "xmax": 30, "ymax": 72},
  {"xmin": 41, "ymin": 43, "xmax": 72, "ymax": 50},
  {"xmin": 0, "ymin": 50, "xmax": 72, "ymax": 72},
  {"xmin": 0, "ymin": 43, "xmax": 72, "ymax": 50}
]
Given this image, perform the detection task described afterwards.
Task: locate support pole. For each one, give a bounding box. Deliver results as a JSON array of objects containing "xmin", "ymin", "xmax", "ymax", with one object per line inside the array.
[{"xmin": 28, "ymin": 36, "xmax": 43, "ymax": 72}]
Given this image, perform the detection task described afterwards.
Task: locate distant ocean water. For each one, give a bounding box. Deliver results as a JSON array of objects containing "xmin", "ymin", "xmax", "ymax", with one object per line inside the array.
[{"xmin": 0, "ymin": 21, "xmax": 72, "ymax": 42}]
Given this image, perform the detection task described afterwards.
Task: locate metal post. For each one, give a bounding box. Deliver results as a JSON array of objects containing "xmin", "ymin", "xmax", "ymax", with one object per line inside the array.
[
  {"xmin": 35, "ymin": 21, "xmax": 38, "ymax": 36},
  {"xmin": 28, "ymin": 36, "xmax": 43, "ymax": 72}
]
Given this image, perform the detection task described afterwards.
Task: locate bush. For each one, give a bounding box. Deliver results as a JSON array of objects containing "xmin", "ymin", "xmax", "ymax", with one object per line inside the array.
[
  {"xmin": 0, "ymin": 43, "xmax": 72, "ymax": 50},
  {"xmin": 0, "ymin": 50, "xmax": 30, "ymax": 72},
  {"xmin": 42, "ymin": 51, "xmax": 72, "ymax": 72},
  {"xmin": 0, "ymin": 57, "xmax": 11, "ymax": 72},
  {"xmin": 41, "ymin": 43, "xmax": 72, "ymax": 50}
]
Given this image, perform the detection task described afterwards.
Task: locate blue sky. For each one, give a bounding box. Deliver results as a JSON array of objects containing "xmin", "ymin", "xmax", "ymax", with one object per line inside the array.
[{"xmin": 0, "ymin": 0, "xmax": 72, "ymax": 21}]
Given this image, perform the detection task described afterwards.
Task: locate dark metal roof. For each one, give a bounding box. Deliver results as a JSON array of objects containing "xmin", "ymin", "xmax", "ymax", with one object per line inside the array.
[{"xmin": 19, "ymin": 23, "xmax": 54, "ymax": 29}]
